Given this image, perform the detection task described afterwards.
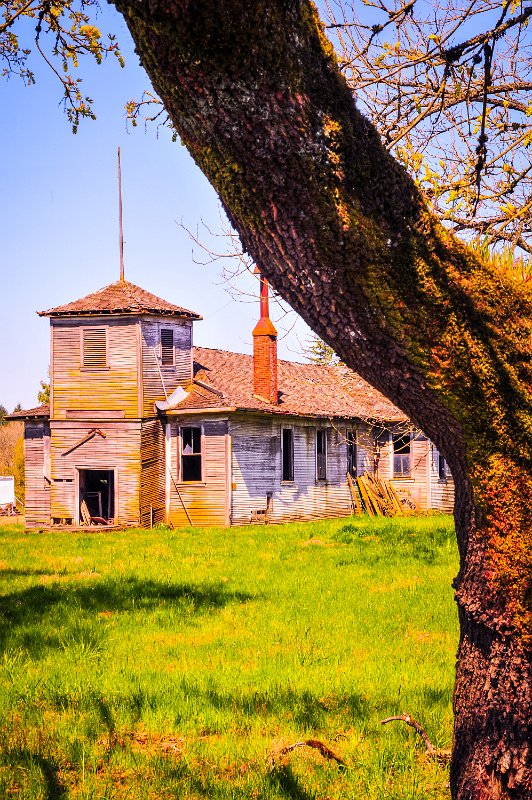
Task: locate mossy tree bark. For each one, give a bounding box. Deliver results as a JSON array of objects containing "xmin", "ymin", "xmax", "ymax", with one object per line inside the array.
[{"xmin": 111, "ymin": 1, "xmax": 531, "ymax": 795}]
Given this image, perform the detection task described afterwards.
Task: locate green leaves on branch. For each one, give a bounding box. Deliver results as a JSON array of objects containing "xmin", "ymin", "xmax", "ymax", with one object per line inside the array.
[{"xmin": 1, "ymin": 0, "xmax": 124, "ymax": 131}]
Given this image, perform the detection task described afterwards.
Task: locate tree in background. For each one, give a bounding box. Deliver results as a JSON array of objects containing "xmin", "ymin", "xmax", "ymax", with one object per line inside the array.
[
  {"xmin": 304, "ymin": 334, "xmax": 340, "ymax": 366},
  {"xmin": 0, "ymin": 421, "xmax": 24, "ymax": 503},
  {"xmin": 0, "ymin": 0, "xmax": 124, "ymax": 131},
  {"xmin": 38, "ymin": 376, "xmax": 50, "ymax": 405}
]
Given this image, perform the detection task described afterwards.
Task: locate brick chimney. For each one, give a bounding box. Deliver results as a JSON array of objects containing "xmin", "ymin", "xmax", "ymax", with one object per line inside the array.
[{"xmin": 252, "ymin": 269, "xmax": 278, "ymax": 404}]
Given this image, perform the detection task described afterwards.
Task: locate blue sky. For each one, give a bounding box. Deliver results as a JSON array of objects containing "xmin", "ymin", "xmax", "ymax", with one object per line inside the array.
[{"xmin": 0, "ymin": 4, "xmax": 310, "ymax": 412}]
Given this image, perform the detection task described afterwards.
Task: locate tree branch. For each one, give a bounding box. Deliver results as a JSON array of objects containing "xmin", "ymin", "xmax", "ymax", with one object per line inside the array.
[{"xmin": 381, "ymin": 713, "xmax": 451, "ymax": 762}]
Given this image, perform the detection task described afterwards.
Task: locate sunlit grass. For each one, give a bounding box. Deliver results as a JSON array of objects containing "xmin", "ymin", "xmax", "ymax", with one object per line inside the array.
[{"xmin": 0, "ymin": 515, "xmax": 457, "ymax": 798}]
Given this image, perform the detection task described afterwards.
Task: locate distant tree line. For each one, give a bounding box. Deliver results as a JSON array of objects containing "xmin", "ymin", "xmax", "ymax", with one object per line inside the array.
[{"xmin": 0, "ymin": 375, "xmax": 49, "ymax": 504}]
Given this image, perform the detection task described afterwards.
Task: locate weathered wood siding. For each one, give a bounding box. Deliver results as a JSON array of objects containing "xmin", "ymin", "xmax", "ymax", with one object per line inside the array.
[
  {"xmin": 51, "ymin": 317, "xmax": 139, "ymax": 419},
  {"xmin": 167, "ymin": 417, "xmax": 228, "ymax": 527},
  {"xmin": 389, "ymin": 434, "xmax": 430, "ymax": 510},
  {"xmin": 141, "ymin": 319, "xmax": 193, "ymax": 416},
  {"xmin": 140, "ymin": 419, "xmax": 165, "ymax": 526},
  {"xmin": 24, "ymin": 422, "xmax": 51, "ymax": 528},
  {"xmin": 429, "ymin": 445, "xmax": 455, "ymax": 513},
  {"xmin": 49, "ymin": 421, "xmax": 141, "ymax": 524},
  {"xmin": 230, "ymin": 414, "xmax": 353, "ymax": 525},
  {"xmin": 356, "ymin": 425, "xmax": 378, "ymax": 476}
]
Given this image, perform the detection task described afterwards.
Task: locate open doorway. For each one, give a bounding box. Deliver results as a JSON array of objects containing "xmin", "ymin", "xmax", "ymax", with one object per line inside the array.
[{"xmin": 79, "ymin": 469, "xmax": 115, "ymax": 525}]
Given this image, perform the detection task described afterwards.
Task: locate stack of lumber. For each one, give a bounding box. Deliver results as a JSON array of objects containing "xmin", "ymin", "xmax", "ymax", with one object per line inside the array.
[{"xmin": 347, "ymin": 473, "xmax": 417, "ymax": 517}]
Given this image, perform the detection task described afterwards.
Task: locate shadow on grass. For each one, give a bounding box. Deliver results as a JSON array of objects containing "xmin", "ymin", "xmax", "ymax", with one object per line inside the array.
[
  {"xmin": 179, "ymin": 680, "xmax": 369, "ymax": 728},
  {"xmin": 0, "ymin": 577, "xmax": 255, "ymax": 655},
  {"xmin": 269, "ymin": 766, "xmax": 316, "ymax": 800},
  {"xmin": 3, "ymin": 750, "xmax": 66, "ymax": 799},
  {"xmin": 0, "ymin": 568, "xmax": 57, "ymax": 578}
]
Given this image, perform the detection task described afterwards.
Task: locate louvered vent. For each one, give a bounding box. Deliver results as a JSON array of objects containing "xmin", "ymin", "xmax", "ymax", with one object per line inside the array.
[
  {"xmin": 160, "ymin": 328, "xmax": 174, "ymax": 366},
  {"xmin": 82, "ymin": 328, "xmax": 107, "ymax": 369}
]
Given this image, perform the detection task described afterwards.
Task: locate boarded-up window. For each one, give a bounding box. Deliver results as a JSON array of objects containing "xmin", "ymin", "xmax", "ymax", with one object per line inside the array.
[
  {"xmin": 181, "ymin": 427, "xmax": 202, "ymax": 482},
  {"xmin": 281, "ymin": 428, "xmax": 294, "ymax": 482},
  {"xmin": 82, "ymin": 328, "xmax": 107, "ymax": 369},
  {"xmin": 393, "ymin": 433, "xmax": 411, "ymax": 477},
  {"xmin": 316, "ymin": 429, "xmax": 327, "ymax": 480},
  {"xmin": 161, "ymin": 328, "xmax": 174, "ymax": 366}
]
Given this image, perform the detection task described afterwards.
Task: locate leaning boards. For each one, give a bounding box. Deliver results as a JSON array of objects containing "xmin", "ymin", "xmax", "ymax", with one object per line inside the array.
[{"xmin": 349, "ymin": 473, "xmax": 417, "ymax": 517}]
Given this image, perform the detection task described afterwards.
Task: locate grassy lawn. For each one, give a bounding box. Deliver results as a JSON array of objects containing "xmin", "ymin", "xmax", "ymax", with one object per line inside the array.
[{"xmin": 0, "ymin": 515, "xmax": 458, "ymax": 799}]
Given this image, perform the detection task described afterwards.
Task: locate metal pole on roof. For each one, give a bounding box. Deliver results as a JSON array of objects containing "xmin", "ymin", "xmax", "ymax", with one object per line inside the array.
[{"xmin": 118, "ymin": 146, "xmax": 125, "ymax": 282}]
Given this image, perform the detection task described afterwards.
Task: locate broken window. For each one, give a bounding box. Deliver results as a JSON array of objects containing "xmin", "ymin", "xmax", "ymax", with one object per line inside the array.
[
  {"xmin": 181, "ymin": 427, "xmax": 202, "ymax": 482},
  {"xmin": 316, "ymin": 429, "xmax": 327, "ymax": 480},
  {"xmin": 81, "ymin": 327, "xmax": 107, "ymax": 369},
  {"xmin": 281, "ymin": 428, "xmax": 294, "ymax": 482},
  {"xmin": 393, "ymin": 432, "xmax": 411, "ymax": 477},
  {"xmin": 160, "ymin": 328, "xmax": 174, "ymax": 366}
]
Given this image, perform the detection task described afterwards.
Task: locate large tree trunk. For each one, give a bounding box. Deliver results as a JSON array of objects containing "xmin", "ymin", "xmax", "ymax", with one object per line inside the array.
[{"xmin": 112, "ymin": 1, "xmax": 531, "ymax": 795}]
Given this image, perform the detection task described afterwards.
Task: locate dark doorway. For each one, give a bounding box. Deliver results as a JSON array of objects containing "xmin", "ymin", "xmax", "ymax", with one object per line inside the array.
[
  {"xmin": 79, "ymin": 469, "xmax": 115, "ymax": 524},
  {"xmin": 347, "ymin": 430, "xmax": 357, "ymax": 477}
]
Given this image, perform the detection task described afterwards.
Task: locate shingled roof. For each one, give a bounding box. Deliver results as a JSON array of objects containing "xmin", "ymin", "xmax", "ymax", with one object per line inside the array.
[
  {"xmin": 168, "ymin": 347, "xmax": 405, "ymax": 421},
  {"xmin": 38, "ymin": 280, "xmax": 201, "ymax": 319},
  {"xmin": 6, "ymin": 404, "xmax": 49, "ymax": 420},
  {"xmin": 9, "ymin": 353, "xmax": 404, "ymax": 424}
]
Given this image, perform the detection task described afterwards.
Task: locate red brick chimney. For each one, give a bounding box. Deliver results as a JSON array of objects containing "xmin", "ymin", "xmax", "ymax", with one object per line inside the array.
[{"xmin": 252, "ymin": 270, "xmax": 278, "ymax": 404}]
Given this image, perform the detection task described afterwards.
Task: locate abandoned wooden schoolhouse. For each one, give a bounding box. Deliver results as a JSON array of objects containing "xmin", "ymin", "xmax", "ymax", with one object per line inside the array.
[{"xmin": 12, "ymin": 275, "xmax": 454, "ymax": 529}]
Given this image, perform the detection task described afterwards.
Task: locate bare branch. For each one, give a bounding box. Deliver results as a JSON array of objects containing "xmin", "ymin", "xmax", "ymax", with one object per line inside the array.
[
  {"xmin": 266, "ymin": 739, "xmax": 347, "ymax": 769},
  {"xmin": 381, "ymin": 713, "xmax": 451, "ymax": 763}
]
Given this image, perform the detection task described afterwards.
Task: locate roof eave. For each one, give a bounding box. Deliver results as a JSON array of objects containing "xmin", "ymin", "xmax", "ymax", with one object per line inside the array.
[
  {"xmin": 162, "ymin": 406, "xmax": 238, "ymax": 416},
  {"xmin": 6, "ymin": 412, "xmax": 50, "ymax": 421},
  {"xmin": 39, "ymin": 309, "xmax": 202, "ymax": 320},
  {"xmin": 163, "ymin": 404, "xmax": 405, "ymax": 422}
]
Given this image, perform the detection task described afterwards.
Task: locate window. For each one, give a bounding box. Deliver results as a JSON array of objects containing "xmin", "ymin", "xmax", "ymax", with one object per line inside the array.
[
  {"xmin": 281, "ymin": 428, "xmax": 294, "ymax": 482},
  {"xmin": 393, "ymin": 432, "xmax": 411, "ymax": 477},
  {"xmin": 160, "ymin": 328, "xmax": 174, "ymax": 366},
  {"xmin": 82, "ymin": 327, "xmax": 107, "ymax": 369},
  {"xmin": 346, "ymin": 430, "xmax": 357, "ymax": 477},
  {"xmin": 373, "ymin": 427, "xmax": 390, "ymax": 451},
  {"xmin": 373, "ymin": 427, "xmax": 389, "ymax": 474},
  {"xmin": 181, "ymin": 427, "xmax": 202, "ymax": 481},
  {"xmin": 438, "ymin": 452, "xmax": 451, "ymax": 479},
  {"xmin": 316, "ymin": 429, "xmax": 327, "ymax": 480}
]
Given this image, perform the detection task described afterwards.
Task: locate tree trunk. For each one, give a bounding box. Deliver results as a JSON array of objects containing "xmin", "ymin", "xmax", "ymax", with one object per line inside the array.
[{"xmin": 112, "ymin": 1, "xmax": 532, "ymax": 795}]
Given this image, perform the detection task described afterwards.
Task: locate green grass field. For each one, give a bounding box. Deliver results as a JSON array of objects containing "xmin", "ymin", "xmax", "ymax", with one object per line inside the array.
[{"xmin": 0, "ymin": 515, "xmax": 458, "ymax": 799}]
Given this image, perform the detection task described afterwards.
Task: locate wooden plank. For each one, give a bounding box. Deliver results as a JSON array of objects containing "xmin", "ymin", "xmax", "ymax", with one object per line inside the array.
[
  {"xmin": 80, "ymin": 499, "xmax": 91, "ymax": 525},
  {"xmin": 356, "ymin": 476, "xmax": 376, "ymax": 516},
  {"xmin": 362, "ymin": 477, "xmax": 385, "ymax": 516},
  {"xmin": 346, "ymin": 472, "xmax": 362, "ymax": 515},
  {"xmin": 389, "ymin": 481, "xmax": 417, "ymax": 514},
  {"xmin": 386, "ymin": 481, "xmax": 404, "ymax": 514}
]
